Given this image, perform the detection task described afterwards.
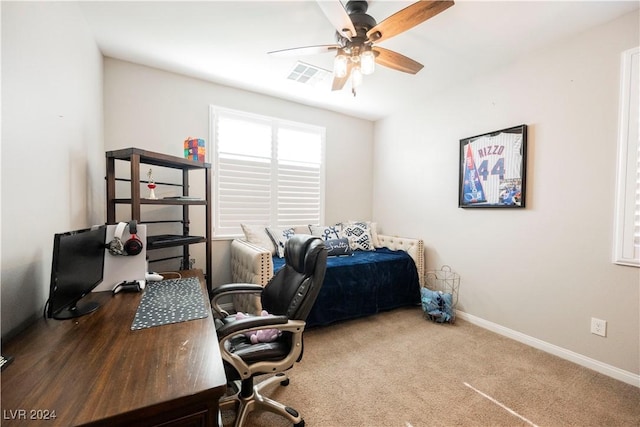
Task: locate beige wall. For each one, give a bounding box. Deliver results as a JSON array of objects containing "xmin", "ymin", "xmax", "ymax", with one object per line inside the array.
[
  {"xmin": 1, "ymin": 2, "xmax": 104, "ymax": 337},
  {"xmin": 373, "ymin": 11, "xmax": 640, "ymax": 378},
  {"xmin": 103, "ymin": 58, "xmax": 374, "ymax": 286}
]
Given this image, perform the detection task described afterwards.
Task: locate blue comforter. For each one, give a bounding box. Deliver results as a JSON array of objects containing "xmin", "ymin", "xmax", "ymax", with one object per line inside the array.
[{"xmin": 273, "ymin": 247, "xmax": 420, "ymax": 327}]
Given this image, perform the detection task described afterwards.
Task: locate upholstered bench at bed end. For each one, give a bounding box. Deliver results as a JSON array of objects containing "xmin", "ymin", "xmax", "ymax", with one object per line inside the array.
[{"xmin": 377, "ymin": 234, "xmax": 425, "ymax": 286}]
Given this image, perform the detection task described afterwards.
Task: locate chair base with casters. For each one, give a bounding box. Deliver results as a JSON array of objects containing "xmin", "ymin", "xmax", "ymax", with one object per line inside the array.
[
  {"xmin": 211, "ymin": 235, "xmax": 327, "ymax": 427},
  {"xmin": 220, "ymin": 372, "xmax": 304, "ymax": 427}
]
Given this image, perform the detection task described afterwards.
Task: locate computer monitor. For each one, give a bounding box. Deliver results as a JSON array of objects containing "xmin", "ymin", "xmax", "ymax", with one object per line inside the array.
[{"xmin": 46, "ymin": 225, "xmax": 107, "ymax": 320}]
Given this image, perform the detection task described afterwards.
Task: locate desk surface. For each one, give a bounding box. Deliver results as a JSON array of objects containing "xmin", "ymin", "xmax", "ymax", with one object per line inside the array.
[{"xmin": 1, "ymin": 270, "xmax": 226, "ymax": 426}]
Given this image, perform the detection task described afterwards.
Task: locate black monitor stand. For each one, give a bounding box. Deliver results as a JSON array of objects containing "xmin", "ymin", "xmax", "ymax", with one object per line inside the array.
[{"xmin": 53, "ymin": 301, "xmax": 100, "ymax": 320}]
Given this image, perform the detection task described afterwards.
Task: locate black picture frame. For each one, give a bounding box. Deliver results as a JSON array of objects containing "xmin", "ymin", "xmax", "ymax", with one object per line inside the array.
[{"xmin": 459, "ymin": 124, "xmax": 527, "ymax": 208}]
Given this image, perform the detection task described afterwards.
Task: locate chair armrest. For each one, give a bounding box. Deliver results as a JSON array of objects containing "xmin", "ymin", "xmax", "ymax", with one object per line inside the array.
[
  {"xmin": 219, "ymin": 319, "xmax": 307, "ymax": 380},
  {"xmin": 211, "ymin": 283, "xmax": 264, "ymax": 298},
  {"xmin": 210, "ymin": 283, "xmax": 264, "ymax": 317}
]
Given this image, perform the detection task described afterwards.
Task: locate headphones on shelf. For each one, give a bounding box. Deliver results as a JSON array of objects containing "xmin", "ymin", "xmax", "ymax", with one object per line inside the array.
[{"xmin": 107, "ymin": 221, "xmax": 143, "ymax": 256}]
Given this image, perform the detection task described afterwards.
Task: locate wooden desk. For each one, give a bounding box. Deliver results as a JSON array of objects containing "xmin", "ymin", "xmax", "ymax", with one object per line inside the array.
[{"xmin": 1, "ymin": 270, "xmax": 226, "ymax": 426}]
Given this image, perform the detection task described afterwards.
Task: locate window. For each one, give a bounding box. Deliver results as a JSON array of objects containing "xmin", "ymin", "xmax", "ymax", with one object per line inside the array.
[
  {"xmin": 210, "ymin": 107, "xmax": 325, "ymax": 237},
  {"xmin": 613, "ymin": 47, "xmax": 639, "ymax": 267}
]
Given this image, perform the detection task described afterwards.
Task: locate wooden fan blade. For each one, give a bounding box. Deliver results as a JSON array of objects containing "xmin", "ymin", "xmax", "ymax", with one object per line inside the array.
[
  {"xmin": 373, "ymin": 47, "xmax": 424, "ymax": 74},
  {"xmin": 367, "ymin": 0, "xmax": 454, "ymax": 44},
  {"xmin": 268, "ymin": 44, "xmax": 340, "ymax": 57},
  {"xmin": 332, "ymin": 62, "xmax": 354, "ymax": 91},
  {"xmin": 316, "ymin": 0, "xmax": 357, "ymax": 40}
]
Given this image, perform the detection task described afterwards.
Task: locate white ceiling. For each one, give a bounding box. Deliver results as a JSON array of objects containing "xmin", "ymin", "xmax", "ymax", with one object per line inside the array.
[{"xmin": 79, "ymin": 0, "xmax": 639, "ymax": 121}]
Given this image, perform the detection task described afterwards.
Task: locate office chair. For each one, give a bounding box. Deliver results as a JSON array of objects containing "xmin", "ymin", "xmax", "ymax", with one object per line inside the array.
[{"xmin": 211, "ymin": 234, "xmax": 327, "ymax": 427}]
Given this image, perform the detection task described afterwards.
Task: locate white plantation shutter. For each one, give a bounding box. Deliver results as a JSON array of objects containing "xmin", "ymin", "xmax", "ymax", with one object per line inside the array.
[
  {"xmin": 276, "ymin": 126, "xmax": 322, "ymax": 227},
  {"xmin": 211, "ymin": 107, "xmax": 324, "ymax": 237},
  {"xmin": 614, "ymin": 47, "xmax": 640, "ymax": 267}
]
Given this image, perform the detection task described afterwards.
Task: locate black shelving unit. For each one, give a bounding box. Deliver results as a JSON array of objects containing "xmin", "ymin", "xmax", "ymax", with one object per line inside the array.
[{"xmin": 106, "ymin": 148, "xmax": 212, "ymax": 294}]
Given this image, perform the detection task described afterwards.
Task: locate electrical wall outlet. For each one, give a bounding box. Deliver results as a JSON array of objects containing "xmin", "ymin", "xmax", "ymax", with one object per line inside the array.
[{"xmin": 591, "ymin": 317, "xmax": 607, "ymax": 337}]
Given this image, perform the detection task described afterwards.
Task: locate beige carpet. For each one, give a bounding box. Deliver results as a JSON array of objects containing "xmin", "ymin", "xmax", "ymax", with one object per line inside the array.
[{"xmin": 222, "ymin": 306, "xmax": 640, "ymax": 427}]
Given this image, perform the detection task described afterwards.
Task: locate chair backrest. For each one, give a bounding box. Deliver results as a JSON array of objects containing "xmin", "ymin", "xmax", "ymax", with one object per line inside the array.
[{"xmin": 261, "ymin": 235, "xmax": 327, "ymax": 321}]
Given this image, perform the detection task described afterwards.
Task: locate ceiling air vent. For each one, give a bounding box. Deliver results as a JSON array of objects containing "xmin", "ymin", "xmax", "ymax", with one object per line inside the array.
[{"xmin": 286, "ymin": 62, "xmax": 331, "ymax": 87}]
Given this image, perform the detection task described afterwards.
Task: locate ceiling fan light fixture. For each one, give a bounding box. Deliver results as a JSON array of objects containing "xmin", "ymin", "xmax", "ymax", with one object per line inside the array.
[
  {"xmin": 334, "ymin": 51, "xmax": 348, "ymax": 78},
  {"xmin": 361, "ymin": 48, "xmax": 375, "ymax": 75},
  {"xmin": 351, "ymin": 65, "xmax": 363, "ymax": 88}
]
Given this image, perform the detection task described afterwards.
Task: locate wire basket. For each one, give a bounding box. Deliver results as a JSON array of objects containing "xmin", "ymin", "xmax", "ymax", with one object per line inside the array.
[{"xmin": 422, "ymin": 265, "xmax": 460, "ymax": 324}]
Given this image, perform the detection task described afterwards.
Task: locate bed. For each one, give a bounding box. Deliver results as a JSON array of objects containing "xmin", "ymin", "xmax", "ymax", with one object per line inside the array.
[{"xmin": 229, "ymin": 227, "xmax": 424, "ymax": 328}]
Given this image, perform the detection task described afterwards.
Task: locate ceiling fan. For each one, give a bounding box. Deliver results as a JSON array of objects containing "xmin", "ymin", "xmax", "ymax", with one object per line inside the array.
[{"xmin": 268, "ymin": 0, "xmax": 455, "ymax": 96}]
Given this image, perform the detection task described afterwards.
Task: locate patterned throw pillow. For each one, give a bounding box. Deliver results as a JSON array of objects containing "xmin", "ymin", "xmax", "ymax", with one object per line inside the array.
[
  {"xmin": 309, "ymin": 224, "xmax": 343, "ymax": 241},
  {"xmin": 341, "ymin": 221, "xmax": 375, "ymax": 251},
  {"xmin": 266, "ymin": 227, "xmax": 296, "ymax": 258}
]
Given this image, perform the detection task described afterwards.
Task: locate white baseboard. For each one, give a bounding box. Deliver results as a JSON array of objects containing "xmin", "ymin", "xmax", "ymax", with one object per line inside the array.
[{"xmin": 456, "ymin": 310, "xmax": 640, "ymax": 388}]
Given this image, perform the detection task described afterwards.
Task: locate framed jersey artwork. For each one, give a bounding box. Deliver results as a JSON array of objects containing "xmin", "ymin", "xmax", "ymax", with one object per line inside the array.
[{"xmin": 459, "ymin": 124, "xmax": 528, "ymax": 208}]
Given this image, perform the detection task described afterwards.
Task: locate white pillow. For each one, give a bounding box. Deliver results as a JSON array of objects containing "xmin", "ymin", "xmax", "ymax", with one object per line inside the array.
[
  {"xmin": 241, "ymin": 224, "xmax": 276, "ymax": 255},
  {"xmin": 341, "ymin": 221, "xmax": 375, "ymax": 251},
  {"xmin": 266, "ymin": 227, "xmax": 296, "ymax": 258}
]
